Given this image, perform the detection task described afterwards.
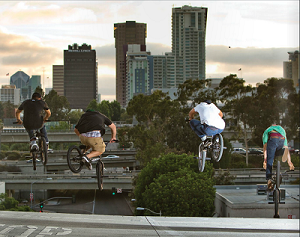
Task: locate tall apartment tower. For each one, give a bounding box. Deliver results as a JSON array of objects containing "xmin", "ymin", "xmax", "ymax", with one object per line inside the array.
[
  {"xmin": 64, "ymin": 43, "xmax": 97, "ymax": 110},
  {"xmin": 52, "ymin": 65, "xmax": 64, "ymax": 96},
  {"xmin": 283, "ymin": 50, "xmax": 299, "ymax": 88},
  {"xmin": 172, "ymin": 5, "xmax": 208, "ymax": 84},
  {"xmin": 114, "ymin": 21, "xmax": 147, "ymax": 107}
]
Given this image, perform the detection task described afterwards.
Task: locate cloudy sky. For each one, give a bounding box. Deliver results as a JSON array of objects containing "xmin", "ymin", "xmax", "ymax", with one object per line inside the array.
[{"xmin": 0, "ymin": 1, "xmax": 298, "ymax": 101}]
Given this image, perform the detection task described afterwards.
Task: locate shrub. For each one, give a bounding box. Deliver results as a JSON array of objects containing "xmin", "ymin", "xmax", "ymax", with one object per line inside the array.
[
  {"xmin": 6, "ymin": 152, "xmax": 21, "ymax": 160},
  {"xmin": 214, "ymin": 169, "xmax": 236, "ymax": 185},
  {"xmin": 134, "ymin": 153, "xmax": 216, "ymax": 217}
]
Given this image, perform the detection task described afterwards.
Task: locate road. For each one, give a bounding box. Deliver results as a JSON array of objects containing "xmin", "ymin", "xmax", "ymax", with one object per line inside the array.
[
  {"xmin": 0, "ymin": 211, "xmax": 299, "ymax": 237},
  {"xmin": 37, "ymin": 189, "xmax": 133, "ymax": 215}
]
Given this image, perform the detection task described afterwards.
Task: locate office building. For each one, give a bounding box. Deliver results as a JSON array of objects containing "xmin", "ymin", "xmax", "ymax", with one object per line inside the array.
[
  {"xmin": 172, "ymin": 5, "xmax": 208, "ymax": 84},
  {"xmin": 126, "ymin": 45, "xmax": 150, "ymax": 105},
  {"xmin": 53, "ymin": 65, "xmax": 64, "ymax": 96},
  {"xmin": 10, "ymin": 71, "xmax": 30, "ymax": 101},
  {"xmin": 0, "ymin": 85, "xmax": 20, "ymax": 105},
  {"xmin": 114, "ymin": 21, "xmax": 147, "ymax": 107},
  {"xmin": 283, "ymin": 50, "xmax": 299, "ymax": 88},
  {"xmin": 64, "ymin": 43, "xmax": 97, "ymax": 110},
  {"xmin": 29, "ymin": 75, "xmax": 41, "ymax": 96}
]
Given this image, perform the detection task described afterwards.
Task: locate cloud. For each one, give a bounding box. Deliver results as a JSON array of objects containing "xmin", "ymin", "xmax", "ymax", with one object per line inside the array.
[
  {"xmin": 206, "ymin": 45, "xmax": 298, "ymax": 84},
  {"xmin": 0, "ymin": 30, "xmax": 61, "ymax": 66}
]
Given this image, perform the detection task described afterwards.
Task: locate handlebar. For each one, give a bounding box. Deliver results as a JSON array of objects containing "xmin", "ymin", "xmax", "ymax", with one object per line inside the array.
[{"xmin": 13, "ymin": 120, "xmax": 51, "ymax": 124}]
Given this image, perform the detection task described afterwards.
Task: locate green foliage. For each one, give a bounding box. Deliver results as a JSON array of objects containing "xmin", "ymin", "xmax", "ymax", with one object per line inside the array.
[
  {"xmin": 0, "ymin": 193, "xmax": 19, "ymax": 210},
  {"xmin": 86, "ymin": 99, "xmax": 123, "ymax": 121},
  {"xmin": 49, "ymin": 121, "xmax": 70, "ymax": 131},
  {"xmin": 2, "ymin": 101, "xmax": 16, "ymax": 118},
  {"xmin": 6, "ymin": 151, "xmax": 21, "ymax": 160},
  {"xmin": 0, "ymin": 165, "xmax": 21, "ymax": 172},
  {"xmin": 214, "ymin": 169, "xmax": 236, "ymax": 185},
  {"xmin": 0, "ymin": 102, "xmax": 4, "ymax": 120},
  {"xmin": 134, "ymin": 153, "xmax": 216, "ymax": 217},
  {"xmin": 10, "ymin": 143, "xmax": 29, "ymax": 151},
  {"xmin": 0, "ymin": 144, "xmax": 9, "ymax": 151},
  {"xmin": 68, "ymin": 110, "xmax": 84, "ymax": 124},
  {"xmin": 44, "ymin": 90, "xmax": 70, "ymax": 121}
]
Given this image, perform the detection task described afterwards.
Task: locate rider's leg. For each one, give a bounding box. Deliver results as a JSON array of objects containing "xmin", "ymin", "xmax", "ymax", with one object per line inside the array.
[
  {"xmin": 39, "ymin": 125, "xmax": 49, "ymax": 143},
  {"xmin": 266, "ymin": 138, "xmax": 282, "ymax": 180},
  {"xmin": 189, "ymin": 119, "xmax": 207, "ymax": 140},
  {"xmin": 85, "ymin": 137, "xmax": 106, "ymax": 159},
  {"xmin": 26, "ymin": 129, "xmax": 38, "ymax": 150}
]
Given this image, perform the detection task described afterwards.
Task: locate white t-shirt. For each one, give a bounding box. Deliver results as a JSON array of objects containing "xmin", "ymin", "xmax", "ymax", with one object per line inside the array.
[{"xmin": 194, "ymin": 102, "xmax": 225, "ymax": 129}]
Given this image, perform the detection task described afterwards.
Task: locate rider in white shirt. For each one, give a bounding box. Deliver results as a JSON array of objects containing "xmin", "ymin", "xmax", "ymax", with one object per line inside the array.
[{"xmin": 188, "ymin": 100, "xmax": 225, "ymax": 143}]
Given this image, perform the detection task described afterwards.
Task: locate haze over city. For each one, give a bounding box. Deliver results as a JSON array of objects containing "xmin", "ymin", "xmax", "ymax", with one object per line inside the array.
[{"xmin": 0, "ymin": 1, "xmax": 298, "ymax": 101}]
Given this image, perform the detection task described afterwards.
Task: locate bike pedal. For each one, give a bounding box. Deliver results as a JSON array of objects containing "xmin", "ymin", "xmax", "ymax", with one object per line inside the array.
[
  {"xmin": 206, "ymin": 157, "xmax": 211, "ymax": 161},
  {"xmin": 268, "ymin": 201, "xmax": 274, "ymax": 204},
  {"xmin": 193, "ymin": 156, "xmax": 199, "ymax": 159},
  {"xmin": 279, "ymin": 202, "xmax": 285, "ymax": 204}
]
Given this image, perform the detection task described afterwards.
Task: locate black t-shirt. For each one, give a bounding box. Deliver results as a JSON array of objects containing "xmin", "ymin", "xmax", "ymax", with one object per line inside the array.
[
  {"xmin": 75, "ymin": 111, "xmax": 112, "ymax": 135},
  {"xmin": 18, "ymin": 99, "xmax": 49, "ymax": 130}
]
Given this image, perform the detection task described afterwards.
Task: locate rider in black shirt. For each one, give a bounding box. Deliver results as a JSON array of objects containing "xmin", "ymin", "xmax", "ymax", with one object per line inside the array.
[
  {"xmin": 74, "ymin": 109, "xmax": 117, "ymax": 170},
  {"xmin": 15, "ymin": 92, "xmax": 51, "ymax": 151}
]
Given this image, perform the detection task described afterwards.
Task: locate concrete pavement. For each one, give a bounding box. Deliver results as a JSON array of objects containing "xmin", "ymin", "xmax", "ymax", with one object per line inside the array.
[{"xmin": 0, "ymin": 211, "xmax": 299, "ymax": 236}]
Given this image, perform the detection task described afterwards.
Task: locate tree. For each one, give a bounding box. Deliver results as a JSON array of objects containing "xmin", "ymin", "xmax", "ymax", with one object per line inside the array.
[
  {"xmin": 44, "ymin": 90, "xmax": 70, "ymax": 121},
  {"xmin": 68, "ymin": 109, "xmax": 84, "ymax": 124},
  {"xmin": 2, "ymin": 101, "xmax": 16, "ymax": 118},
  {"xmin": 34, "ymin": 86, "xmax": 44, "ymax": 98},
  {"xmin": 86, "ymin": 100, "xmax": 123, "ymax": 121},
  {"xmin": 217, "ymin": 74, "xmax": 254, "ymax": 166},
  {"xmin": 252, "ymin": 78, "xmax": 297, "ymax": 145},
  {"xmin": 134, "ymin": 153, "xmax": 215, "ymax": 217},
  {"xmin": 0, "ymin": 102, "xmax": 4, "ymax": 120},
  {"xmin": 0, "ymin": 193, "xmax": 19, "ymax": 210}
]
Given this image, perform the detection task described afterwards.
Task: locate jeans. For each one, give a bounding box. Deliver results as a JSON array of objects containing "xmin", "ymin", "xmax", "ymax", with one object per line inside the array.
[
  {"xmin": 266, "ymin": 137, "xmax": 285, "ymax": 180},
  {"xmin": 26, "ymin": 125, "xmax": 49, "ymax": 143},
  {"xmin": 189, "ymin": 119, "xmax": 224, "ymax": 139}
]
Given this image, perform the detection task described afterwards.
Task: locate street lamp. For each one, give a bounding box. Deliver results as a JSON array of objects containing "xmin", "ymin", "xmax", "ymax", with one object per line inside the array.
[
  {"xmin": 136, "ymin": 207, "xmax": 161, "ymax": 216},
  {"xmin": 30, "ymin": 178, "xmax": 52, "ymax": 209}
]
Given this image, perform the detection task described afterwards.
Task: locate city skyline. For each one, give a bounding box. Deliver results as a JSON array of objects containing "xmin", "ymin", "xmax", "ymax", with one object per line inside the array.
[{"xmin": 0, "ymin": 1, "xmax": 298, "ymax": 101}]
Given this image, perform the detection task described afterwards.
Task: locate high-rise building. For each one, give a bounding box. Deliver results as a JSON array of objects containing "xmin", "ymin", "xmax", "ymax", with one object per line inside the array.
[
  {"xmin": 29, "ymin": 75, "xmax": 41, "ymax": 96},
  {"xmin": 172, "ymin": 5, "xmax": 208, "ymax": 84},
  {"xmin": 64, "ymin": 43, "xmax": 97, "ymax": 110},
  {"xmin": 283, "ymin": 50, "xmax": 299, "ymax": 88},
  {"xmin": 10, "ymin": 71, "xmax": 30, "ymax": 101},
  {"xmin": 0, "ymin": 85, "xmax": 20, "ymax": 105},
  {"xmin": 52, "ymin": 65, "xmax": 64, "ymax": 96},
  {"xmin": 126, "ymin": 45, "xmax": 150, "ymax": 105},
  {"xmin": 114, "ymin": 21, "xmax": 147, "ymax": 107}
]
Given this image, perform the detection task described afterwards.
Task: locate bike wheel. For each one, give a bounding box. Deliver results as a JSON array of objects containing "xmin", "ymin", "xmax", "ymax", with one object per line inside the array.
[
  {"xmin": 198, "ymin": 143, "xmax": 206, "ymax": 172},
  {"xmin": 96, "ymin": 161, "xmax": 104, "ymax": 191},
  {"xmin": 274, "ymin": 189, "xmax": 280, "ymax": 218},
  {"xmin": 32, "ymin": 152, "xmax": 37, "ymax": 171},
  {"xmin": 67, "ymin": 145, "xmax": 83, "ymax": 173},
  {"xmin": 276, "ymin": 160, "xmax": 281, "ymax": 188},
  {"xmin": 39, "ymin": 137, "xmax": 48, "ymax": 166},
  {"xmin": 212, "ymin": 134, "xmax": 224, "ymax": 162}
]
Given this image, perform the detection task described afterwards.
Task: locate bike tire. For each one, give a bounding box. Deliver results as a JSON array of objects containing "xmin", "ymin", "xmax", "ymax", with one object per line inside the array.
[
  {"xmin": 32, "ymin": 152, "xmax": 37, "ymax": 171},
  {"xmin": 67, "ymin": 145, "xmax": 83, "ymax": 173},
  {"xmin": 39, "ymin": 137, "xmax": 48, "ymax": 166},
  {"xmin": 212, "ymin": 134, "xmax": 224, "ymax": 162},
  {"xmin": 198, "ymin": 143, "xmax": 206, "ymax": 172},
  {"xmin": 276, "ymin": 160, "xmax": 281, "ymax": 188},
  {"xmin": 274, "ymin": 189, "xmax": 280, "ymax": 218},
  {"xmin": 96, "ymin": 161, "xmax": 104, "ymax": 191}
]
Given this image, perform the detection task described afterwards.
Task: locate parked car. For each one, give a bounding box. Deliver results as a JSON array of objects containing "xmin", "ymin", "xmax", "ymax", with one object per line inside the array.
[
  {"xmin": 248, "ymin": 148, "xmax": 263, "ymax": 155},
  {"xmin": 102, "ymin": 155, "xmax": 120, "ymax": 159},
  {"xmin": 231, "ymin": 148, "xmax": 246, "ymax": 155}
]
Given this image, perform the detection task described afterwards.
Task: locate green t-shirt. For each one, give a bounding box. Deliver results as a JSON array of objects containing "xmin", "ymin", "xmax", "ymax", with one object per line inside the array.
[{"xmin": 262, "ymin": 125, "xmax": 288, "ymax": 146}]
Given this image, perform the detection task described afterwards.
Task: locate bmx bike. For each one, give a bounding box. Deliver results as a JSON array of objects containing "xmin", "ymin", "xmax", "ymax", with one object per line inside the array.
[
  {"xmin": 66, "ymin": 140, "xmax": 117, "ymax": 191},
  {"xmin": 268, "ymin": 160, "xmax": 294, "ymax": 218},
  {"xmin": 13, "ymin": 122, "xmax": 48, "ymax": 171},
  {"xmin": 194, "ymin": 134, "xmax": 224, "ymax": 172}
]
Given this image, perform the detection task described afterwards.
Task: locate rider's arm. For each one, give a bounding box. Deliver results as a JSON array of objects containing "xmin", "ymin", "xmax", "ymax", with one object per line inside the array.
[
  {"xmin": 74, "ymin": 128, "xmax": 80, "ymax": 137},
  {"xmin": 15, "ymin": 109, "xmax": 23, "ymax": 124},
  {"xmin": 44, "ymin": 109, "xmax": 51, "ymax": 122},
  {"xmin": 108, "ymin": 123, "xmax": 117, "ymax": 142},
  {"xmin": 189, "ymin": 108, "xmax": 197, "ymax": 120},
  {"xmin": 219, "ymin": 111, "xmax": 223, "ymax": 118}
]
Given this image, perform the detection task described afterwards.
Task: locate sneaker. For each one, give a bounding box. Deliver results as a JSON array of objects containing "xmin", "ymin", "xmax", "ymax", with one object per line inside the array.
[
  {"xmin": 267, "ymin": 179, "xmax": 275, "ymax": 192},
  {"xmin": 201, "ymin": 135, "xmax": 207, "ymax": 142},
  {"xmin": 82, "ymin": 155, "xmax": 92, "ymax": 170}
]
